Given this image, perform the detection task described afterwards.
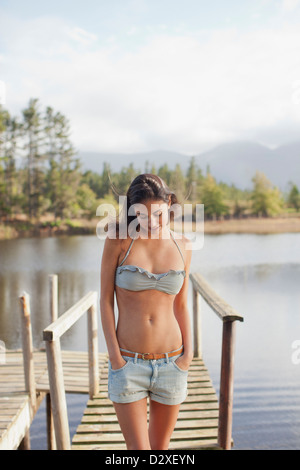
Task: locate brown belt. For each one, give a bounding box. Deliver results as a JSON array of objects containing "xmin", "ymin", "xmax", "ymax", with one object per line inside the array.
[{"xmin": 120, "ymin": 345, "xmax": 183, "ymax": 361}]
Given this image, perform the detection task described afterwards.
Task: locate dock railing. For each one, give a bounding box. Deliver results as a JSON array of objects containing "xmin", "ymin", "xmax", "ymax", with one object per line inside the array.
[
  {"xmin": 43, "ymin": 287, "xmax": 98, "ymax": 450},
  {"xmin": 190, "ymin": 272, "xmax": 244, "ymax": 450}
]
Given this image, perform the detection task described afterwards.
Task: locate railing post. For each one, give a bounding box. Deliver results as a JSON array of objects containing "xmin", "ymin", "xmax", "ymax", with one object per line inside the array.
[
  {"xmin": 19, "ymin": 292, "xmax": 36, "ymax": 412},
  {"xmin": 46, "ymin": 393, "xmax": 57, "ymax": 450},
  {"xmin": 48, "ymin": 275, "xmax": 58, "ymax": 449},
  {"xmin": 45, "ymin": 339, "xmax": 70, "ymax": 450},
  {"xmin": 192, "ymin": 286, "xmax": 202, "ymax": 358},
  {"xmin": 49, "ymin": 274, "xmax": 58, "ymax": 322},
  {"xmin": 218, "ymin": 320, "xmax": 237, "ymax": 450},
  {"xmin": 87, "ymin": 295, "xmax": 99, "ymax": 399}
]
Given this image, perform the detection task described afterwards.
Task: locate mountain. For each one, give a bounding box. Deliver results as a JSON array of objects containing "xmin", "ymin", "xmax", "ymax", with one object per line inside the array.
[
  {"xmin": 78, "ymin": 140, "xmax": 300, "ymax": 192},
  {"xmin": 77, "ymin": 150, "xmax": 186, "ymax": 175},
  {"xmin": 197, "ymin": 140, "xmax": 300, "ymax": 191}
]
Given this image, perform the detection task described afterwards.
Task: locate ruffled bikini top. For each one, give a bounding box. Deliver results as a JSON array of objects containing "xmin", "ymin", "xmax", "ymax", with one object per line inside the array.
[{"xmin": 115, "ymin": 229, "xmax": 186, "ymax": 295}]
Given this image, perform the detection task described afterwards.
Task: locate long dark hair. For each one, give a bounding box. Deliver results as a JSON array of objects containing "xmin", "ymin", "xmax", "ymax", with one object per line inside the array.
[{"xmin": 108, "ymin": 173, "xmax": 180, "ymax": 238}]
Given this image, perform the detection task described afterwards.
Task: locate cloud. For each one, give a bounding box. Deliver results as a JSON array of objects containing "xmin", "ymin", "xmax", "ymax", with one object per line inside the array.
[
  {"xmin": 282, "ymin": 0, "xmax": 300, "ymax": 11},
  {"xmin": 1, "ymin": 10, "xmax": 300, "ymax": 154},
  {"xmin": 66, "ymin": 27, "xmax": 98, "ymax": 45}
]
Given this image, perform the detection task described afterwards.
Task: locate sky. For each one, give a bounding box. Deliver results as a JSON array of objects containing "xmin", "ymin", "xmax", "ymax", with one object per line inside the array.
[{"xmin": 1, "ymin": 0, "xmax": 300, "ymax": 155}]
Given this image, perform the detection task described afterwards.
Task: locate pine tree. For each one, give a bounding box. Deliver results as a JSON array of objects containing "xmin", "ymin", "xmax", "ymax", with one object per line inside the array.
[
  {"xmin": 22, "ymin": 98, "xmax": 46, "ymax": 219},
  {"xmin": 186, "ymin": 156, "xmax": 204, "ymax": 203},
  {"xmin": 287, "ymin": 183, "xmax": 300, "ymax": 211},
  {"xmin": 169, "ymin": 163, "xmax": 185, "ymax": 202},
  {"xmin": 0, "ymin": 106, "xmax": 7, "ymax": 219},
  {"xmin": 53, "ymin": 112, "xmax": 81, "ymax": 218},
  {"xmin": 44, "ymin": 107, "xmax": 63, "ymax": 220},
  {"xmin": 158, "ymin": 163, "xmax": 171, "ymax": 186}
]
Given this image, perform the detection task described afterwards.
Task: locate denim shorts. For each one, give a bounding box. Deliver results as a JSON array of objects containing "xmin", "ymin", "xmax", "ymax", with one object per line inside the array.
[{"xmin": 108, "ymin": 346, "xmax": 188, "ymax": 405}]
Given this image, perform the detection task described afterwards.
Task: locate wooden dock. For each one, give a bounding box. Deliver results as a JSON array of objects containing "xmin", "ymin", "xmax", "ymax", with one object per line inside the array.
[
  {"xmin": 71, "ymin": 355, "xmax": 220, "ymax": 450},
  {"xmin": 0, "ymin": 272, "xmax": 243, "ymax": 450},
  {"xmin": 0, "ymin": 349, "xmax": 106, "ymax": 450}
]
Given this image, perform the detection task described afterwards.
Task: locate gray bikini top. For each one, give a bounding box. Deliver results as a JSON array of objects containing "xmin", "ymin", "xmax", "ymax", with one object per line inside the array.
[{"xmin": 115, "ymin": 229, "xmax": 186, "ymax": 295}]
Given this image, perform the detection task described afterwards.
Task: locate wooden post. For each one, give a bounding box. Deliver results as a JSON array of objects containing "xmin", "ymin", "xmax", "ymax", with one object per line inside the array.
[
  {"xmin": 49, "ymin": 274, "xmax": 58, "ymax": 322},
  {"xmin": 218, "ymin": 320, "xmax": 237, "ymax": 450},
  {"xmin": 46, "ymin": 393, "xmax": 57, "ymax": 450},
  {"xmin": 18, "ymin": 433, "xmax": 31, "ymax": 450},
  {"xmin": 87, "ymin": 298, "xmax": 99, "ymax": 399},
  {"xmin": 192, "ymin": 286, "xmax": 202, "ymax": 358},
  {"xmin": 19, "ymin": 292, "xmax": 36, "ymax": 412},
  {"xmin": 48, "ymin": 274, "xmax": 58, "ymax": 449},
  {"xmin": 45, "ymin": 339, "xmax": 70, "ymax": 450},
  {"xmin": 43, "ymin": 290, "xmax": 98, "ymax": 449}
]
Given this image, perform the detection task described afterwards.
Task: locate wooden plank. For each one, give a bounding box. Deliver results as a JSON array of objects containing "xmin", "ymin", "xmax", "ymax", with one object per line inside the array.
[
  {"xmin": 189, "ymin": 273, "xmax": 244, "ymax": 322},
  {"xmin": 0, "ymin": 395, "xmax": 31, "ymax": 450},
  {"xmin": 0, "ymin": 349, "xmax": 105, "ymax": 450},
  {"xmin": 72, "ymin": 427, "xmax": 218, "ymax": 444},
  {"xmin": 71, "ymin": 439, "xmax": 221, "ymax": 450},
  {"xmin": 71, "ymin": 356, "xmax": 220, "ymax": 451},
  {"xmin": 81, "ymin": 409, "xmax": 219, "ymax": 422},
  {"xmin": 43, "ymin": 291, "xmax": 97, "ymax": 341},
  {"xmin": 76, "ymin": 417, "xmax": 218, "ymax": 433}
]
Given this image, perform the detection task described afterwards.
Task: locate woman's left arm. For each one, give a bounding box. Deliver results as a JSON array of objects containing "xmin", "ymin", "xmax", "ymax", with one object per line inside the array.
[{"xmin": 173, "ymin": 237, "xmax": 193, "ymax": 370}]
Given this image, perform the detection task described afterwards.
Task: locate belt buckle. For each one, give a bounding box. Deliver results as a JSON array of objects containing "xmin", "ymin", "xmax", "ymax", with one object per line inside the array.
[{"xmin": 141, "ymin": 352, "xmax": 151, "ymax": 360}]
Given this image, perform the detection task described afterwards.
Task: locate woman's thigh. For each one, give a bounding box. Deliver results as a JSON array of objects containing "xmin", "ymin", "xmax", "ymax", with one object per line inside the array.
[
  {"xmin": 148, "ymin": 400, "xmax": 181, "ymax": 450},
  {"xmin": 113, "ymin": 397, "xmax": 151, "ymax": 450}
]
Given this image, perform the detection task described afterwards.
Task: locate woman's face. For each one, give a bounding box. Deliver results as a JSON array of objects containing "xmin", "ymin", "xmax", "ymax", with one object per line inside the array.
[{"xmin": 135, "ymin": 198, "xmax": 170, "ymax": 236}]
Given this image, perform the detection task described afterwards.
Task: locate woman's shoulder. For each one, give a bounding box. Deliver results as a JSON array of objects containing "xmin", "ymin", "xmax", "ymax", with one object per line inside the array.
[
  {"xmin": 104, "ymin": 230, "xmax": 136, "ymax": 251},
  {"xmin": 170, "ymin": 229, "xmax": 190, "ymax": 247}
]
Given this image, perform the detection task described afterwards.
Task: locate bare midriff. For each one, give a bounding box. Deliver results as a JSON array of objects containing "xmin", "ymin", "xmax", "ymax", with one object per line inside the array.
[{"xmin": 115, "ymin": 286, "xmax": 183, "ymax": 354}]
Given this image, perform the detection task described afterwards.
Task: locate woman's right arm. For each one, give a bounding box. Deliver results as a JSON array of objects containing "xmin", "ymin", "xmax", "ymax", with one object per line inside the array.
[{"xmin": 100, "ymin": 235, "xmax": 126, "ymax": 370}]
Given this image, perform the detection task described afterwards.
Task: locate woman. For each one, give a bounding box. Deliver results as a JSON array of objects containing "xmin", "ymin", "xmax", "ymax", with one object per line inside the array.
[{"xmin": 100, "ymin": 173, "xmax": 193, "ymax": 450}]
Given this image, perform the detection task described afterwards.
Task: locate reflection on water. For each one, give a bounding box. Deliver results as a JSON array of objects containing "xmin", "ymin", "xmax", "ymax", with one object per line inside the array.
[
  {"xmin": 0, "ymin": 236, "xmax": 103, "ymax": 350},
  {"xmin": 0, "ymin": 233, "xmax": 300, "ymax": 449},
  {"xmin": 197, "ymin": 260, "xmax": 300, "ymax": 450}
]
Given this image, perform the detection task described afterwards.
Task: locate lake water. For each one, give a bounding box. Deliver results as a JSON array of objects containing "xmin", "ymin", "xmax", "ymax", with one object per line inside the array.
[{"xmin": 0, "ymin": 232, "xmax": 300, "ymax": 450}]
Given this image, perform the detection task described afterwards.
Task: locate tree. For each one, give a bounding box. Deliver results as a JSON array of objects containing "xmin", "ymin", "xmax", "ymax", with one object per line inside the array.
[
  {"xmin": 53, "ymin": 113, "xmax": 81, "ymax": 218},
  {"xmin": 169, "ymin": 163, "xmax": 185, "ymax": 202},
  {"xmin": 200, "ymin": 174, "xmax": 229, "ymax": 219},
  {"xmin": 219, "ymin": 182, "xmax": 250, "ymax": 218},
  {"xmin": 287, "ymin": 183, "xmax": 300, "ymax": 211},
  {"xmin": 101, "ymin": 162, "xmax": 113, "ymax": 197},
  {"xmin": 110, "ymin": 163, "xmax": 139, "ymax": 200},
  {"xmin": 250, "ymin": 171, "xmax": 284, "ymax": 217},
  {"xmin": 45, "ymin": 107, "xmax": 65, "ymax": 219},
  {"xmin": 0, "ymin": 107, "xmax": 23, "ymax": 219},
  {"xmin": 158, "ymin": 163, "xmax": 171, "ymax": 186},
  {"xmin": 44, "ymin": 108, "xmax": 81, "ymax": 219},
  {"xmin": 0, "ymin": 106, "xmax": 9, "ymax": 218},
  {"xmin": 81, "ymin": 170, "xmax": 104, "ymax": 199},
  {"xmin": 3, "ymin": 116, "xmax": 21, "ymax": 217},
  {"xmin": 186, "ymin": 156, "xmax": 204, "ymax": 203},
  {"xmin": 22, "ymin": 98, "xmax": 46, "ymax": 219},
  {"xmin": 76, "ymin": 183, "xmax": 98, "ymax": 219}
]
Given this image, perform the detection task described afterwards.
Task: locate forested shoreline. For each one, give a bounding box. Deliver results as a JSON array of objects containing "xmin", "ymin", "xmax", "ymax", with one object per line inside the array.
[{"xmin": 1, "ymin": 98, "xmax": 300, "ymax": 239}]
